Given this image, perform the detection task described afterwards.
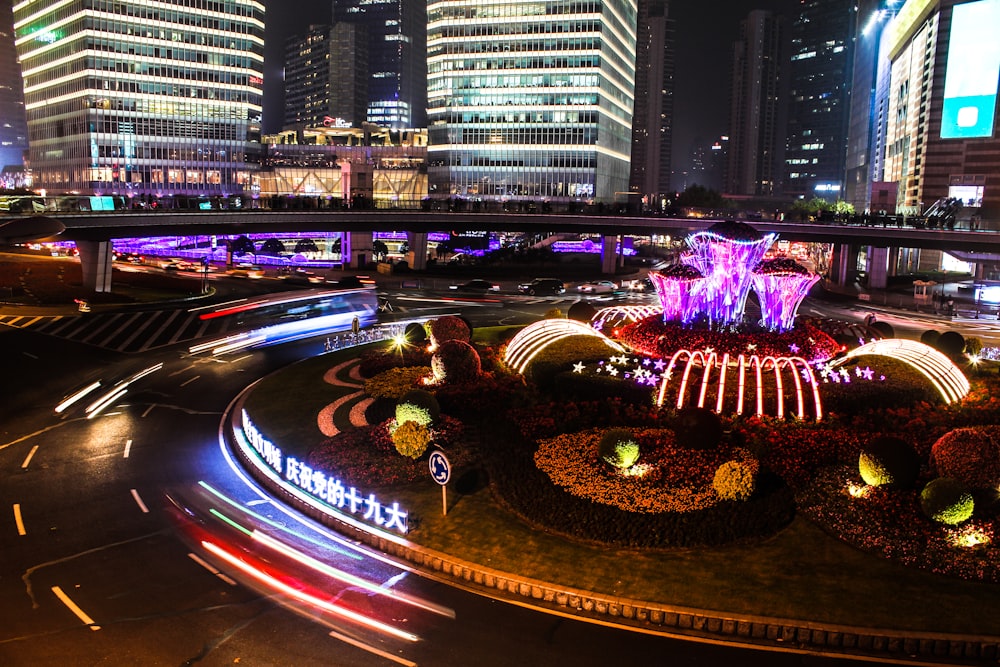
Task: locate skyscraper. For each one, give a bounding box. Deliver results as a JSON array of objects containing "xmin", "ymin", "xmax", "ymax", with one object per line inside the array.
[
  {"xmin": 12, "ymin": 0, "xmax": 265, "ymax": 198},
  {"xmin": 426, "ymin": 0, "xmax": 637, "ymax": 204},
  {"xmin": 629, "ymin": 0, "xmax": 674, "ymax": 208},
  {"xmin": 725, "ymin": 10, "xmax": 784, "ymax": 197},
  {"xmin": 0, "ymin": 0, "xmax": 27, "ymax": 174},
  {"xmin": 332, "ymin": 0, "xmax": 426, "ymax": 129},
  {"xmin": 783, "ymin": 0, "xmax": 855, "ymax": 200}
]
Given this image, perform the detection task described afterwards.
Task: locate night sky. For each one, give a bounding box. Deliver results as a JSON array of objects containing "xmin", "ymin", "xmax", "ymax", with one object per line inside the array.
[{"xmin": 263, "ymin": 0, "xmax": 800, "ymax": 175}]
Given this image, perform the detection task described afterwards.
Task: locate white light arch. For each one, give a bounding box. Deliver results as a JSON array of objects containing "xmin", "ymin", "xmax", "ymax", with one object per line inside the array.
[
  {"xmin": 504, "ymin": 320, "xmax": 625, "ymax": 375},
  {"xmin": 828, "ymin": 339, "xmax": 970, "ymax": 404},
  {"xmin": 590, "ymin": 304, "xmax": 662, "ymax": 332}
]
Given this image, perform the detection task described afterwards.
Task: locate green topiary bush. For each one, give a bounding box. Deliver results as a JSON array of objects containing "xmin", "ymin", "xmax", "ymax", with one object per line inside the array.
[
  {"xmin": 859, "ymin": 436, "xmax": 920, "ymax": 488},
  {"xmin": 431, "ymin": 339, "xmax": 482, "ymax": 384},
  {"xmin": 567, "ymin": 301, "xmax": 597, "ymax": 323},
  {"xmin": 966, "ymin": 336, "xmax": 984, "ymax": 357},
  {"xmin": 713, "ymin": 457, "xmax": 759, "ymax": 501},
  {"xmin": 920, "ymin": 477, "xmax": 974, "ymax": 525},
  {"xmin": 396, "ymin": 389, "xmax": 440, "ymax": 426},
  {"xmin": 930, "ymin": 426, "xmax": 1000, "ymax": 490},
  {"xmin": 597, "ymin": 428, "xmax": 640, "ymax": 469},
  {"xmin": 404, "ymin": 321, "xmax": 427, "ymax": 344},
  {"xmin": 673, "ymin": 407, "xmax": 723, "ymax": 450}
]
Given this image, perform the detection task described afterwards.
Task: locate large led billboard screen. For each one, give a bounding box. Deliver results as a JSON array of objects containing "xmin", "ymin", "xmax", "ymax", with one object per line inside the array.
[{"xmin": 940, "ymin": 0, "xmax": 1000, "ymax": 139}]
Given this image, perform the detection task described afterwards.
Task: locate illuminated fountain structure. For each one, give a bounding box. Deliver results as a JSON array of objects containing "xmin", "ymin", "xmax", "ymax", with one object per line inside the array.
[
  {"xmin": 648, "ymin": 264, "xmax": 703, "ymax": 325},
  {"xmin": 751, "ymin": 258, "xmax": 821, "ymax": 333},
  {"xmin": 680, "ymin": 221, "xmax": 776, "ymax": 328}
]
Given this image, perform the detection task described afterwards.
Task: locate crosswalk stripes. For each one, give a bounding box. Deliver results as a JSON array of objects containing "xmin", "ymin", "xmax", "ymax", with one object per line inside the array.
[{"xmin": 0, "ymin": 308, "xmax": 237, "ymax": 354}]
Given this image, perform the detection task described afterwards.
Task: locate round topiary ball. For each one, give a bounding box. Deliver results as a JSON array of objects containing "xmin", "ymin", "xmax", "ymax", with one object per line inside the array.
[
  {"xmin": 598, "ymin": 428, "xmax": 640, "ymax": 469},
  {"xmin": 404, "ymin": 322, "xmax": 427, "ymax": 344},
  {"xmin": 392, "ymin": 420, "xmax": 432, "ymax": 459},
  {"xmin": 396, "ymin": 389, "xmax": 440, "ymax": 425},
  {"xmin": 936, "ymin": 330, "xmax": 966, "ymax": 357},
  {"xmin": 431, "ymin": 339, "xmax": 482, "ymax": 384},
  {"xmin": 859, "ymin": 436, "xmax": 920, "ymax": 488},
  {"xmin": 673, "ymin": 407, "xmax": 723, "ymax": 450},
  {"xmin": 920, "ymin": 477, "xmax": 974, "ymax": 525},
  {"xmin": 931, "ymin": 426, "xmax": 1000, "ymax": 490},
  {"xmin": 920, "ymin": 330, "xmax": 941, "ymax": 347},
  {"xmin": 712, "ymin": 459, "xmax": 758, "ymax": 501},
  {"xmin": 428, "ymin": 315, "xmax": 471, "ymax": 348},
  {"xmin": 567, "ymin": 301, "xmax": 598, "ymax": 323}
]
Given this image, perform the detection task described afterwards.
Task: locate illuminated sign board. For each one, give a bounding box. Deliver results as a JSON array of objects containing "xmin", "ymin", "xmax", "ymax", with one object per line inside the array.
[
  {"xmin": 941, "ymin": 0, "xmax": 1000, "ymax": 139},
  {"xmin": 239, "ymin": 410, "xmax": 408, "ymax": 534}
]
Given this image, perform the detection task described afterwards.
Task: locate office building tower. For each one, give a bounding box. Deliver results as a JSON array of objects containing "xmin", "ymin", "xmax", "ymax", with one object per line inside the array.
[
  {"xmin": 783, "ymin": 0, "xmax": 855, "ymax": 200},
  {"xmin": 629, "ymin": 0, "xmax": 674, "ymax": 209},
  {"xmin": 12, "ymin": 0, "xmax": 264, "ymax": 198},
  {"xmin": 332, "ymin": 0, "xmax": 426, "ymax": 129},
  {"xmin": 0, "ymin": 0, "xmax": 27, "ymax": 173},
  {"xmin": 426, "ymin": 0, "xmax": 638, "ymax": 204},
  {"xmin": 725, "ymin": 10, "xmax": 784, "ymax": 197},
  {"xmin": 880, "ymin": 0, "xmax": 1000, "ymax": 221}
]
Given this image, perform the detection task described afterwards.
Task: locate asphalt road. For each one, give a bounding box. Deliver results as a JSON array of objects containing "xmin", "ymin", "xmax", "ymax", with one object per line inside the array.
[{"xmin": 0, "ymin": 288, "xmax": 901, "ymax": 666}]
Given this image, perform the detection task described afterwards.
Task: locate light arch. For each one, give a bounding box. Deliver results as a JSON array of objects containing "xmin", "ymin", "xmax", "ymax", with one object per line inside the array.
[{"xmin": 503, "ymin": 319, "xmax": 625, "ymax": 375}]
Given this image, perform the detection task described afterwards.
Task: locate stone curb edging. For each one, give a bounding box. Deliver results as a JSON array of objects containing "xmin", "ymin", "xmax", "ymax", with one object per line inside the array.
[{"xmin": 227, "ymin": 394, "xmax": 1000, "ymax": 665}]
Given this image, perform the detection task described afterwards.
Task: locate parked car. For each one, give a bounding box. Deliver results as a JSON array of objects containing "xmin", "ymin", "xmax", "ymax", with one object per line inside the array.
[
  {"xmin": 517, "ymin": 278, "xmax": 565, "ymax": 296},
  {"xmin": 449, "ymin": 279, "xmax": 500, "ymax": 294},
  {"xmin": 576, "ymin": 280, "xmax": 620, "ymax": 294}
]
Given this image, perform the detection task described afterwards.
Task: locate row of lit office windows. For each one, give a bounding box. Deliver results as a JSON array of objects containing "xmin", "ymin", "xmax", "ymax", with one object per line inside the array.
[
  {"xmin": 428, "ymin": 93, "xmax": 599, "ymax": 108},
  {"xmin": 429, "ymin": 74, "xmax": 600, "ymax": 90},
  {"xmin": 432, "ymin": 20, "xmax": 601, "ymax": 39},
  {"xmin": 430, "ymin": 55, "xmax": 601, "ymax": 72},
  {"xmin": 428, "ymin": 37, "xmax": 601, "ymax": 56},
  {"xmin": 429, "ymin": 1, "xmax": 603, "ymax": 21}
]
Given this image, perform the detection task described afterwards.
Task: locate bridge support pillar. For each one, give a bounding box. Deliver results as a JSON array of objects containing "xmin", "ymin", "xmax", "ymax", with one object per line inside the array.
[
  {"xmin": 77, "ymin": 239, "xmax": 114, "ymax": 293},
  {"xmin": 829, "ymin": 243, "xmax": 860, "ymax": 287},
  {"xmin": 867, "ymin": 246, "xmax": 890, "ymax": 289},
  {"xmin": 600, "ymin": 235, "xmax": 619, "ymax": 275},
  {"xmin": 343, "ymin": 231, "xmax": 373, "ymax": 269},
  {"xmin": 406, "ymin": 231, "xmax": 428, "ymax": 271}
]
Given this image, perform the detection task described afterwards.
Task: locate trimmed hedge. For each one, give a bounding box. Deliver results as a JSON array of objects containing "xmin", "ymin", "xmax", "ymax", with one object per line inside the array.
[
  {"xmin": 920, "ymin": 477, "xmax": 974, "ymax": 525},
  {"xmin": 859, "ymin": 436, "xmax": 920, "ymax": 488}
]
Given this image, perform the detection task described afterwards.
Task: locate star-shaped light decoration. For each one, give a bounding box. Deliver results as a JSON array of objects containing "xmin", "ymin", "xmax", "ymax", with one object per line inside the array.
[
  {"xmin": 862, "ymin": 367, "xmax": 875, "ymax": 381},
  {"xmin": 839, "ymin": 368, "xmax": 851, "ymax": 382},
  {"xmin": 855, "ymin": 367, "xmax": 863, "ymax": 377},
  {"xmin": 704, "ymin": 346, "xmax": 715, "ymax": 355},
  {"xmin": 607, "ymin": 366, "xmax": 619, "ymax": 377},
  {"xmin": 653, "ymin": 358, "xmax": 666, "ymax": 371},
  {"xmin": 633, "ymin": 364, "xmax": 645, "ymax": 377},
  {"xmin": 573, "ymin": 362, "xmax": 585, "ymax": 373},
  {"xmin": 789, "ymin": 343, "xmax": 800, "ymax": 354},
  {"xmin": 642, "ymin": 358, "xmax": 652, "ymax": 366},
  {"xmin": 746, "ymin": 343, "xmax": 757, "ymax": 351}
]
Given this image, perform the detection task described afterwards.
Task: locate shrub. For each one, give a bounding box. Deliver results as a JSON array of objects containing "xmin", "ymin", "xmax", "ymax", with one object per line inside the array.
[
  {"xmin": 396, "ymin": 389, "xmax": 440, "ymax": 425},
  {"xmin": 404, "ymin": 322, "xmax": 427, "ymax": 344},
  {"xmin": 544, "ymin": 308, "xmax": 563, "ymax": 319},
  {"xmin": 858, "ymin": 436, "xmax": 920, "ymax": 488},
  {"xmin": 567, "ymin": 301, "xmax": 597, "ymax": 323},
  {"xmin": 429, "ymin": 315, "xmax": 471, "ymax": 348},
  {"xmin": 673, "ymin": 407, "xmax": 723, "ymax": 450},
  {"xmin": 713, "ymin": 456, "xmax": 759, "ymax": 501},
  {"xmin": 598, "ymin": 428, "xmax": 640, "ymax": 469},
  {"xmin": 392, "ymin": 420, "xmax": 432, "ymax": 459},
  {"xmin": 930, "ymin": 426, "xmax": 1000, "ymax": 490},
  {"xmin": 936, "ymin": 331, "xmax": 966, "ymax": 357},
  {"xmin": 431, "ymin": 339, "xmax": 482, "ymax": 384},
  {"xmin": 364, "ymin": 366, "xmax": 432, "ymax": 399},
  {"xmin": 966, "ymin": 336, "xmax": 984, "ymax": 357},
  {"xmin": 920, "ymin": 330, "xmax": 941, "ymax": 347},
  {"xmin": 920, "ymin": 477, "xmax": 973, "ymax": 525},
  {"xmin": 358, "ymin": 346, "xmax": 432, "ymax": 378}
]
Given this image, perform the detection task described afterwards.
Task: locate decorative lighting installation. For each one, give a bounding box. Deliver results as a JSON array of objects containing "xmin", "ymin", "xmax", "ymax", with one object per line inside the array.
[
  {"xmin": 655, "ymin": 349, "xmax": 822, "ymax": 420},
  {"xmin": 751, "ymin": 258, "xmax": 821, "ymax": 333},
  {"xmin": 648, "ymin": 264, "xmax": 703, "ymax": 324},
  {"xmin": 504, "ymin": 319, "xmax": 625, "ymax": 374},
  {"xmin": 680, "ymin": 221, "xmax": 777, "ymax": 328},
  {"xmin": 590, "ymin": 305, "xmax": 663, "ymax": 333},
  {"xmin": 828, "ymin": 339, "xmax": 970, "ymax": 403}
]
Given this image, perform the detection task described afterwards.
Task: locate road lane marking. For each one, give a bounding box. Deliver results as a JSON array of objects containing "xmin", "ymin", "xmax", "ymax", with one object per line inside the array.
[
  {"xmin": 51, "ymin": 586, "xmax": 100, "ymax": 630},
  {"xmin": 21, "ymin": 445, "xmax": 39, "ymax": 469},
  {"xmin": 141, "ymin": 403, "xmax": 156, "ymax": 418},
  {"xmin": 22, "ymin": 351, "xmax": 38, "ymax": 359},
  {"xmin": 123, "ymin": 439, "xmax": 132, "ymax": 458},
  {"xmin": 13, "ymin": 504, "xmax": 26, "ymax": 535},
  {"xmin": 130, "ymin": 489, "xmax": 149, "ymax": 513},
  {"xmin": 188, "ymin": 553, "xmax": 237, "ymax": 586},
  {"xmin": 180, "ymin": 375, "xmax": 200, "ymax": 387},
  {"xmin": 231, "ymin": 355, "xmax": 251, "ymax": 363},
  {"xmin": 328, "ymin": 629, "xmax": 417, "ymax": 667}
]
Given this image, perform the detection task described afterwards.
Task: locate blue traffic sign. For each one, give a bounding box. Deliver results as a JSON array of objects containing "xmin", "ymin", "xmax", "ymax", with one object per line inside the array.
[{"xmin": 429, "ymin": 450, "xmax": 451, "ymax": 485}]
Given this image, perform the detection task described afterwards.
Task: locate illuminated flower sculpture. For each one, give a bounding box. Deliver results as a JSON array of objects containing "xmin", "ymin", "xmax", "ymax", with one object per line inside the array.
[
  {"xmin": 751, "ymin": 258, "xmax": 821, "ymax": 333},
  {"xmin": 680, "ymin": 220, "xmax": 776, "ymax": 328},
  {"xmin": 649, "ymin": 263, "xmax": 703, "ymax": 325}
]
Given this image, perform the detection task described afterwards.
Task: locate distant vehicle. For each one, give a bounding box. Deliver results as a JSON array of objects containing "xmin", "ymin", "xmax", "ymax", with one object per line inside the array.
[
  {"xmin": 226, "ymin": 267, "xmax": 264, "ymax": 279},
  {"xmin": 517, "ymin": 278, "xmax": 565, "ymax": 296},
  {"xmin": 576, "ymin": 280, "xmax": 619, "ymax": 294},
  {"xmin": 114, "ymin": 252, "xmax": 143, "ymax": 264},
  {"xmin": 449, "ymin": 279, "xmax": 500, "ymax": 294},
  {"xmin": 282, "ymin": 270, "xmax": 325, "ymax": 285},
  {"xmin": 622, "ymin": 277, "xmax": 654, "ymax": 292}
]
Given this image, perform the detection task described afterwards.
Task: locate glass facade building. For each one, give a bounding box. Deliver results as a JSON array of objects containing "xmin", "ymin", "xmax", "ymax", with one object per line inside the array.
[
  {"xmin": 12, "ymin": 0, "xmax": 265, "ymax": 198},
  {"xmin": 332, "ymin": 0, "xmax": 427, "ymax": 129},
  {"xmin": 0, "ymin": 0, "xmax": 28, "ymax": 174},
  {"xmin": 426, "ymin": 0, "xmax": 637, "ymax": 204}
]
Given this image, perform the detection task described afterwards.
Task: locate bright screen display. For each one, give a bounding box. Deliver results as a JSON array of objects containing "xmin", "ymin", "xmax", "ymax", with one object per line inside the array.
[{"xmin": 941, "ymin": 0, "xmax": 1000, "ymax": 139}]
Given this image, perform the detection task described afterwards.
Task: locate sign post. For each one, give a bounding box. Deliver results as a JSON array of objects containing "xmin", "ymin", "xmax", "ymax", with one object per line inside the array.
[{"xmin": 428, "ymin": 450, "xmax": 451, "ymax": 516}]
